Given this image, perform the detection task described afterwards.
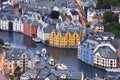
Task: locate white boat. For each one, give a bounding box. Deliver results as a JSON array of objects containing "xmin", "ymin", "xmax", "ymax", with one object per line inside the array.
[
  {"xmin": 4, "ymin": 42, "xmax": 11, "ymax": 46},
  {"xmin": 32, "ymin": 37, "xmax": 41, "ymax": 43},
  {"xmin": 49, "ymin": 58, "xmax": 55, "ymax": 66},
  {"xmin": 106, "ymin": 68, "xmax": 120, "ymax": 72},
  {"xmin": 55, "ymin": 63, "xmax": 67, "ymax": 71}
]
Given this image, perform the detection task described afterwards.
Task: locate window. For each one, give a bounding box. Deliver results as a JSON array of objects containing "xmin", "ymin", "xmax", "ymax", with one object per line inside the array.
[{"xmin": 110, "ymin": 60, "xmax": 113, "ymax": 67}]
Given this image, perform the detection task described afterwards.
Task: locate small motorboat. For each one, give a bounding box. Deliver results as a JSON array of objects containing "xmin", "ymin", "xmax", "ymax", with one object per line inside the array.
[
  {"xmin": 32, "ymin": 37, "xmax": 41, "ymax": 43},
  {"xmin": 55, "ymin": 63, "xmax": 67, "ymax": 71},
  {"xmin": 4, "ymin": 42, "xmax": 11, "ymax": 46},
  {"xmin": 49, "ymin": 58, "xmax": 55, "ymax": 66}
]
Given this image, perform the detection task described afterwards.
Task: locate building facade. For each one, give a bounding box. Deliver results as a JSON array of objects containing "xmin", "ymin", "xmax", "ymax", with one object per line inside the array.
[
  {"xmin": 49, "ymin": 27, "xmax": 86, "ymax": 47},
  {"xmin": 24, "ymin": 19, "xmax": 39, "ymax": 37},
  {"xmin": 78, "ymin": 38, "xmax": 117, "ymax": 68},
  {"xmin": 4, "ymin": 48, "xmax": 32, "ymax": 74},
  {"xmin": 37, "ymin": 23, "xmax": 53, "ymax": 43},
  {"xmin": 90, "ymin": 21, "xmax": 104, "ymax": 33},
  {"xmin": 0, "ymin": 14, "xmax": 24, "ymax": 33}
]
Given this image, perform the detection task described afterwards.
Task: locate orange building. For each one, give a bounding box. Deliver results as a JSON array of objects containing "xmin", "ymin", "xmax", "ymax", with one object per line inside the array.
[
  {"xmin": 0, "ymin": 54, "xmax": 4, "ymax": 71},
  {"xmin": 24, "ymin": 19, "xmax": 39, "ymax": 37}
]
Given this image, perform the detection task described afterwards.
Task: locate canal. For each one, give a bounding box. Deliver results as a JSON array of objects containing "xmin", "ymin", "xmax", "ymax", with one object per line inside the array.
[{"xmin": 0, "ymin": 31, "xmax": 119, "ymax": 79}]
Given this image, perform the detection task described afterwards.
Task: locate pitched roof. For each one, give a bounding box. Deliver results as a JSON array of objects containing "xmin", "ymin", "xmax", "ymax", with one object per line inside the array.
[
  {"xmin": 95, "ymin": 46, "xmax": 117, "ymax": 59},
  {"xmin": 91, "ymin": 21, "xmax": 103, "ymax": 27},
  {"xmin": 6, "ymin": 48, "xmax": 31, "ymax": 60},
  {"xmin": 27, "ymin": 19, "xmax": 40, "ymax": 26},
  {"xmin": 70, "ymin": 10, "xmax": 78, "ymax": 15}
]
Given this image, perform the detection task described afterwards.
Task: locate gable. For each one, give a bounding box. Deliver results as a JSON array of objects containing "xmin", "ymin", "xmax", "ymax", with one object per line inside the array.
[{"xmin": 94, "ymin": 51, "xmax": 101, "ymax": 57}]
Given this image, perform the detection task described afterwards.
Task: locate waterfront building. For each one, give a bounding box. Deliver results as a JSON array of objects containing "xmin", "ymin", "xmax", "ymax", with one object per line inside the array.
[
  {"xmin": 0, "ymin": 14, "xmax": 24, "ymax": 33},
  {"xmin": 49, "ymin": 25, "xmax": 86, "ymax": 47},
  {"xmin": 78, "ymin": 38, "xmax": 118, "ymax": 68},
  {"xmin": 37, "ymin": 23, "xmax": 54, "ymax": 43},
  {"xmin": 4, "ymin": 48, "xmax": 32, "ymax": 74},
  {"xmin": 24, "ymin": 19, "xmax": 39, "ymax": 37},
  {"xmin": 90, "ymin": 21, "xmax": 104, "ymax": 33}
]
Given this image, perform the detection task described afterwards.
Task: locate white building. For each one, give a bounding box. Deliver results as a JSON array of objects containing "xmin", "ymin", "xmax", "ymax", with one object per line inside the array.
[
  {"xmin": 94, "ymin": 43, "xmax": 117, "ymax": 68},
  {"xmin": 4, "ymin": 48, "xmax": 32, "ymax": 74},
  {"xmin": 0, "ymin": 14, "xmax": 24, "ymax": 33},
  {"xmin": 37, "ymin": 23, "xmax": 52, "ymax": 43}
]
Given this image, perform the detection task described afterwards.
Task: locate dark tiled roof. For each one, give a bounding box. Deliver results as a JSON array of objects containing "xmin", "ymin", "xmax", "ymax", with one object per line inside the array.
[
  {"xmin": 91, "ymin": 21, "xmax": 103, "ymax": 27},
  {"xmin": 36, "ymin": 68, "xmax": 83, "ymax": 80},
  {"xmin": 97, "ymin": 32, "xmax": 114, "ymax": 37},
  {"xmin": 93, "ymin": 14, "xmax": 103, "ymax": 18},
  {"xmin": 96, "ymin": 46, "xmax": 117, "ymax": 59},
  {"xmin": 6, "ymin": 48, "xmax": 31, "ymax": 60},
  {"xmin": 111, "ymin": 6, "xmax": 120, "ymax": 11},
  {"xmin": 70, "ymin": 10, "xmax": 78, "ymax": 15},
  {"xmin": 27, "ymin": 19, "xmax": 40, "ymax": 26}
]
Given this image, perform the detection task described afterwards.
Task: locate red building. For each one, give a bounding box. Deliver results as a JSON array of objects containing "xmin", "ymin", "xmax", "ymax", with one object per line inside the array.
[{"xmin": 24, "ymin": 19, "xmax": 39, "ymax": 37}]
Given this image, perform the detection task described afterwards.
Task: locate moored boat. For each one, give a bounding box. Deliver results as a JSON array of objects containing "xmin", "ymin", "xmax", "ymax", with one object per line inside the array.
[{"xmin": 32, "ymin": 37, "xmax": 41, "ymax": 43}]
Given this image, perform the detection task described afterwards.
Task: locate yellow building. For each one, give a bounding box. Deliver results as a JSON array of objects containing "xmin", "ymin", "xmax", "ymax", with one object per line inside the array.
[
  {"xmin": 91, "ymin": 15, "xmax": 104, "ymax": 23},
  {"xmin": 49, "ymin": 28, "xmax": 86, "ymax": 48}
]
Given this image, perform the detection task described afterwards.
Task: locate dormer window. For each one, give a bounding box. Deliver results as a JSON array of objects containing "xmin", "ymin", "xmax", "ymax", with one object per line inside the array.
[
  {"xmin": 11, "ymin": 54, "xmax": 14, "ymax": 58},
  {"xmin": 23, "ymin": 55, "xmax": 25, "ymax": 58}
]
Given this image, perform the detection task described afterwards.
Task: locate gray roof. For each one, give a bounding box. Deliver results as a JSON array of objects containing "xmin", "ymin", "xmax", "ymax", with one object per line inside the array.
[
  {"xmin": 21, "ymin": 69, "xmax": 38, "ymax": 79},
  {"xmin": 1, "ymin": 14, "xmax": 21, "ymax": 21},
  {"xmin": 43, "ymin": 27, "xmax": 53, "ymax": 33},
  {"xmin": 86, "ymin": 31, "xmax": 114, "ymax": 41},
  {"xmin": 59, "ymin": 26, "xmax": 83, "ymax": 35},
  {"xmin": 27, "ymin": 19, "xmax": 41, "ymax": 26},
  {"xmin": 37, "ymin": 68, "xmax": 83, "ymax": 80},
  {"xmin": 97, "ymin": 32, "xmax": 114, "ymax": 37},
  {"xmin": 93, "ymin": 14, "xmax": 103, "ymax": 18},
  {"xmin": 111, "ymin": 6, "xmax": 120, "ymax": 11},
  {"xmin": 70, "ymin": 10, "xmax": 79, "ymax": 15},
  {"xmin": 91, "ymin": 21, "xmax": 103, "ymax": 27},
  {"xmin": 6, "ymin": 48, "xmax": 31, "ymax": 60},
  {"xmin": 95, "ymin": 46, "xmax": 117, "ymax": 59}
]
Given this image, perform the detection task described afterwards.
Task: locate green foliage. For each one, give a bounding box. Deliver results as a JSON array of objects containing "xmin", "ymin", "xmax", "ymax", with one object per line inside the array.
[
  {"xmin": 0, "ymin": 38, "xmax": 4, "ymax": 45},
  {"xmin": 84, "ymin": 6, "xmax": 91, "ymax": 15},
  {"xmin": 96, "ymin": 0, "xmax": 120, "ymax": 9},
  {"xmin": 103, "ymin": 11, "xmax": 118, "ymax": 23},
  {"xmin": 104, "ymin": 22, "xmax": 120, "ymax": 36},
  {"xmin": 86, "ymin": 23, "xmax": 90, "ymax": 28},
  {"xmin": 14, "ymin": 66, "xmax": 22, "ymax": 77},
  {"xmin": 10, "ymin": 74, "xmax": 15, "ymax": 80}
]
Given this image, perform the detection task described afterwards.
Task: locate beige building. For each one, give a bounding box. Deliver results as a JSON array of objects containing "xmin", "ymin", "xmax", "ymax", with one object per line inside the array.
[
  {"xmin": 4, "ymin": 48, "xmax": 32, "ymax": 74},
  {"xmin": 90, "ymin": 21, "xmax": 104, "ymax": 33},
  {"xmin": 94, "ymin": 44, "xmax": 117, "ymax": 68}
]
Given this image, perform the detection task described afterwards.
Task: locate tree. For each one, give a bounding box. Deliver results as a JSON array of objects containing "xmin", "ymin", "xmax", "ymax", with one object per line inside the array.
[
  {"xmin": 0, "ymin": 38, "xmax": 4, "ymax": 45},
  {"xmin": 86, "ymin": 23, "xmax": 90, "ymax": 28},
  {"xmin": 96, "ymin": 0, "xmax": 120, "ymax": 9},
  {"xmin": 14, "ymin": 66, "xmax": 22, "ymax": 77},
  {"xmin": 104, "ymin": 22, "xmax": 120, "ymax": 36},
  {"xmin": 103, "ymin": 11, "xmax": 113, "ymax": 23}
]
